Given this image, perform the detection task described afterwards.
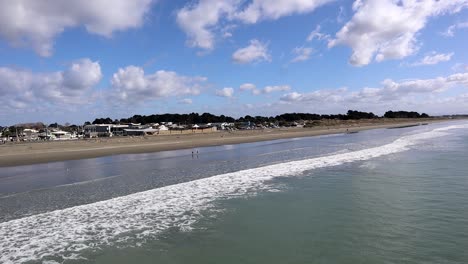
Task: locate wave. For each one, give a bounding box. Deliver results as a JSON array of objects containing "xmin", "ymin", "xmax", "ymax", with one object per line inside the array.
[{"xmin": 1, "ymin": 124, "xmax": 467, "ymax": 264}]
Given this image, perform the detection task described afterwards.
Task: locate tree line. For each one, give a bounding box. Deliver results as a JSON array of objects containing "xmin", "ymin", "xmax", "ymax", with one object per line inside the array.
[
  {"xmin": 383, "ymin": 111, "xmax": 429, "ymax": 118},
  {"xmin": 89, "ymin": 110, "xmax": 429, "ymax": 125},
  {"xmin": 0, "ymin": 110, "xmax": 433, "ymax": 131}
]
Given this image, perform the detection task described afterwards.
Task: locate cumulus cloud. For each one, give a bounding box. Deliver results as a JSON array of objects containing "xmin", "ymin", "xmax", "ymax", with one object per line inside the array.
[
  {"xmin": 280, "ymin": 92, "xmax": 302, "ymax": 102},
  {"xmin": 329, "ymin": 0, "xmax": 468, "ymax": 66},
  {"xmin": 235, "ymin": 0, "xmax": 334, "ymax": 24},
  {"xmin": 346, "ymin": 73, "xmax": 468, "ymax": 105},
  {"xmin": 291, "ymin": 47, "xmax": 314, "ymax": 62},
  {"xmin": 263, "ymin": 85, "xmax": 291, "ymax": 94},
  {"xmin": 280, "ymin": 73, "xmax": 468, "ymax": 106},
  {"xmin": 0, "ymin": 0, "xmax": 153, "ymax": 56},
  {"xmin": 274, "ymin": 72, "xmax": 468, "ymax": 115},
  {"xmin": 176, "ymin": 0, "xmax": 236, "ymax": 50},
  {"xmin": 110, "ymin": 66, "xmax": 207, "ymax": 102},
  {"xmin": 232, "ymin": 39, "xmax": 271, "ymax": 64},
  {"xmin": 239, "ymin": 83, "xmax": 257, "ymax": 91},
  {"xmin": 0, "ymin": 59, "xmax": 102, "ymax": 110},
  {"xmin": 411, "ymin": 52, "xmax": 454, "ymax": 66},
  {"xmin": 215, "ymin": 87, "xmax": 234, "ymax": 97},
  {"xmin": 176, "ymin": 0, "xmax": 333, "ymax": 50},
  {"xmin": 281, "ymin": 88, "xmax": 347, "ymax": 102},
  {"xmin": 239, "ymin": 83, "xmax": 290, "ymax": 95}
]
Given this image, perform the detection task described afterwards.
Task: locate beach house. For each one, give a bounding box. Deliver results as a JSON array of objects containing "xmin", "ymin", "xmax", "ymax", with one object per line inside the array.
[
  {"xmin": 84, "ymin": 124, "xmax": 113, "ymax": 138},
  {"xmin": 22, "ymin": 128, "xmax": 39, "ymax": 140},
  {"xmin": 51, "ymin": 131, "xmax": 74, "ymax": 140}
]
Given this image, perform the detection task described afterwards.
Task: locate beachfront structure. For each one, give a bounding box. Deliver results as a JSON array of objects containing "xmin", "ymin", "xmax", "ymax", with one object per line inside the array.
[
  {"xmin": 111, "ymin": 125, "xmax": 129, "ymax": 136},
  {"xmin": 124, "ymin": 128, "xmax": 159, "ymax": 136},
  {"xmin": 82, "ymin": 122, "xmax": 218, "ymax": 138},
  {"xmin": 84, "ymin": 124, "xmax": 166, "ymax": 137},
  {"xmin": 169, "ymin": 124, "xmax": 185, "ymax": 130},
  {"xmin": 208, "ymin": 122, "xmax": 235, "ymax": 130},
  {"xmin": 84, "ymin": 124, "xmax": 113, "ymax": 138},
  {"xmin": 38, "ymin": 130, "xmax": 55, "ymax": 140},
  {"xmin": 22, "ymin": 129, "xmax": 39, "ymax": 140},
  {"xmin": 51, "ymin": 131, "xmax": 75, "ymax": 140},
  {"xmin": 158, "ymin": 125, "xmax": 169, "ymax": 131}
]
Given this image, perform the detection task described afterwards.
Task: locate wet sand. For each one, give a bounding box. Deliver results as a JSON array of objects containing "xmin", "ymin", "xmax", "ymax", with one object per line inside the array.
[{"xmin": 0, "ymin": 119, "xmax": 448, "ymax": 167}]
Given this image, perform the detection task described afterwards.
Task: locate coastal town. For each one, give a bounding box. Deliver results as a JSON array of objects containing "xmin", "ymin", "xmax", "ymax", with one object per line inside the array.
[
  {"xmin": 0, "ymin": 122, "xmax": 224, "ymax": 142},
  {"xmin": 0, "ymin": 110, "xmax": 455, "ymax": 144}
]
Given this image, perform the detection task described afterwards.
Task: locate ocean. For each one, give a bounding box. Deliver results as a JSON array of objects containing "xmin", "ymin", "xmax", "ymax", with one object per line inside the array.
[{"xmin": 1, "ymin": 121, "xmax": 468, "ymax": 264}]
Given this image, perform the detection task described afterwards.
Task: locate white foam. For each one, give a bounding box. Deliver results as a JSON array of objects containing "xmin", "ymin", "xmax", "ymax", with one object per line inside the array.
[{"xmin": 1, "ymin": 124, "xmax": 467, "ymax": 264}]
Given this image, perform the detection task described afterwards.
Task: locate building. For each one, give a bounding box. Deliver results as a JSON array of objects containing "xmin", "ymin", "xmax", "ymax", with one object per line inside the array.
[
  {"xmin": 158, "ymin": 125, "xmax": 169, "ymax": 131},
  {"xmin": 51, "ymin": 131, "xmax": 75, "ymax": 140},
  {"xmin": 22, "ymin": 128, "xmax": 39, "ymax": 140},
  {"xmin": 208, "ymin": 122, "xmax": 234, "ymax": 130},
  {"xmin": 110, "ymin": 125, "xmax": 129, "ymax": 136},
  {"xmin": 124, "ymin": 128, "xmax": 159, "ymax": 136},
  {"xmin": 83, "ymin": 124, "xmax": 113, "ymax": 138}
]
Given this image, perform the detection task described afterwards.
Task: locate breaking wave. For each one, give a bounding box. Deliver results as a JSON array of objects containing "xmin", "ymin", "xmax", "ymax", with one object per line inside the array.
[{"xmin": 1, "ymin": 124, "xmax": 467, "ymax": 263}]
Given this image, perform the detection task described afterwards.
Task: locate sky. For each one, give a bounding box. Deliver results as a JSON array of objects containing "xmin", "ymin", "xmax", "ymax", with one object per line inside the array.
[{"xmin": 0, "ymin": 0, "xmax": 468, "ymax": 125}]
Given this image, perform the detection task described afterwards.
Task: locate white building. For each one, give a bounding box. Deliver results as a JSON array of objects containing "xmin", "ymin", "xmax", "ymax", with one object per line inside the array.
[
  {"xmin": 158, "ymin": 125, "xmax": 169, "ymax": 131},
  {"xmin": 51, "ymin": 131, "xmax": 75, "ymax": 140}
]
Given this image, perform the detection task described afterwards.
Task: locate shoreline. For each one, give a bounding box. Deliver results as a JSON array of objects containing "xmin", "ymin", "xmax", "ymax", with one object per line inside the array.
[{"xmin": 0, "ymin": 119, "xmax": 452, "ymax": 167}]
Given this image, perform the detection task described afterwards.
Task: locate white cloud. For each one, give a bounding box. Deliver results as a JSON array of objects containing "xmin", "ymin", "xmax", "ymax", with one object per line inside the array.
[
  {"xmin": 275, "ymin": 72, "xmax": 468, "ymax": 115},
  {"xmin": 280, "ymin": 92, "xmax": 303, "ymax": 102},
  {"xmin": 240, "ymin": 84, "xmax": 290, "ymax": 95},
  {"xmin": 280, "ymin": 73, "xmax": 468, "ymax": 105},
  {"xmin": 215, "ymin": 87, "xmax": 234, "ymax": 97},
  {"xmin": 232, "ymin": 39, "xmax": 271, "ymax": 64},
  {"xmin": 443, "ymin": 21, "xmax": 468, "ymax": 37},
  {"xmin": 329, "ymin": 0, "xmax": 468, "ymax": 66},
  {"xmin": 176, "ymin": 0, "xmax": 236, "ymax": 50},
  {"xmin": 178, "ymin": 98, "xmax": 193, "ymax": 104},
  {"xmin": 176, "ymin": 0, "xmax": 333, "ymax": 50},
  {"xmin": 281, "ymin": 88, "xmax": 347, "ymax": 102},
  {"xmin": 349, "ymin": 74, "xmax": 468, "ymax": 103},
  {"xmin": 239, "ymin": 83, "xmax": 257, "ymax": 91},
  {"xmin": 412, "ymin": 52, "xmax": 454, "ymax": 66},
  {"xmin": 307, "ymin": 25, "xmax": 330, "ymax": 42},
  {"xmin": 263, "ymin": 85, "xmax": 291, "ymax": 94},
  {"xmin": 0, "ymin": 58, "xmax": 102, "ymax": 109},
  {"xmin": 110, "ymin": 66, "xmax": 207, "ymax": 102},
  {"xmin": 235, "ymin": 0, "xmax": 334, "ymax": 24},
  {"xmin": 0, "ymin": 0, "xmax": 153, "ymax": 56},
  {"xmin": 291, "ymin": 47, "xmax": 314, "ymax": 62}
]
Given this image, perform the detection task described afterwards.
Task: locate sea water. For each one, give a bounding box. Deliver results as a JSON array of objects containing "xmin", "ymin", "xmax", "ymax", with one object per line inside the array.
[{"xmin": 1, "ymin": 121, "xmax": 468, "ymax": 263}]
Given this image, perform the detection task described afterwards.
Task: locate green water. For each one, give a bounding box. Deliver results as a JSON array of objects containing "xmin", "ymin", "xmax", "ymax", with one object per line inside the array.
[{"xmin": 93, "ymin": 135, "xmax": 468, "ymax": 264}]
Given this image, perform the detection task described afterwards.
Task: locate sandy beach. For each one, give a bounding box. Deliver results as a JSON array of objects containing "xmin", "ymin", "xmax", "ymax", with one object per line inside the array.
[{"xmin": 0, "ymin": 119, "xmax": 449, "ymax": 167}]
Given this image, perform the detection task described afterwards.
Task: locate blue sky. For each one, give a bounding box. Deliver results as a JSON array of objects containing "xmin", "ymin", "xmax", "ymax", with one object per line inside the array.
[{"xmin": 1, "ymin": 0, "xmax": 468, "ymax": 125}]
